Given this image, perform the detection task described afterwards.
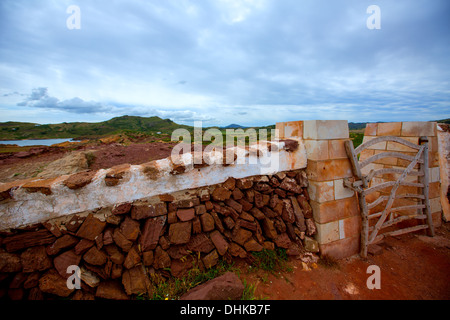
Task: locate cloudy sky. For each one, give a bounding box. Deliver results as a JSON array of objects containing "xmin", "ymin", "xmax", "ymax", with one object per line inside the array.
[{"xmin": 0, "ymin": 0, "xmax": 449, "ymax": 126}]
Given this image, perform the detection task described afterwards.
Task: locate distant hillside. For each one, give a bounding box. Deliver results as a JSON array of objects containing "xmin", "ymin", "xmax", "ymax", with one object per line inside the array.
[
  {"xmin": 221, "ymin": 124, "xmax": 247, "ymax": 129},
  {"xmin": 0, "ymin": 115, "xmax": 192, "ymax": 140}
]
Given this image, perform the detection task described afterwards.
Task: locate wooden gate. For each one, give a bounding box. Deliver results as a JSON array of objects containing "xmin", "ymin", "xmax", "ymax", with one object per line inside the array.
[{"xmin": 344, "ymin": 136, "xmax": 435, "ymax": 258}]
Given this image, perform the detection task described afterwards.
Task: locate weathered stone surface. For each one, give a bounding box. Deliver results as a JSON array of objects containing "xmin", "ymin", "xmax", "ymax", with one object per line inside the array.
[
  {"xmin": 131, "ymin": 204, "xmax": 154, "ymax": 220},
  {"xmin": 143, "ymin": 251, "xmax": 154, "ymax": 266},
  {"xmin": 39, "ymin": 269, "xmax": 74, "ymax": 297},
  {"xmin": 140, "ymin": 215, "xmax": 166, "ymax": 252},
  {"xmin": 200, "ymin": 213, "xmax": 215, "ymax": 232},
  {"xmin": 229, "ymin": 242, "xmax": 247, "ymax": 258},
  {"xmin": 212, "ymin": 187, "xmax": 232, "ymax": 201},
  {"xmin": 195, "ymin": 204, "xmax": 207, "ymax": 215},
  {"xmin": 305, "ymin": 218, "xmax": 317, "ymax": 236},
  {"xmin": 261, "ymin": 218, "xmax": 277, "ymax": 240},
  {"xmin": 244, "ymin": 238, "xmax": 263, "ymax": 252},
  {"xmin": 122, "ymin": 265, "xmax": 151, "ymax": 296},
  {"xmin": 169, "ymin": 222, "xmax": 192, "ymax": 245},
  {"xmin": 289, "ymin": 197, "xmax": 306, "ymax": 232},
  {"xmin": 225, "ymin": 198, "xmax": 243, "ymax": 213},
  {"xmin": 281, "ymin": 199, "xmax": 296, "ymax": 224},
  {"xmin": 232, "ymin": 227, "xmax": 252, "ymax": 246},
  {"xmin": 303, "ymin": 236, "xmax": 319, "ymax": 253},
  {"xmin": 20, "ymin": 246, "xmax": 51, "ymax": 272},
  {"xmin": 112, "ymin": 202, "xmax": 132, "ymax": 215},
  {"xmin": 236, "ymin": 178, "xmax": 253, "ymax": 190},
  {"xmin": 113, "ymin": 229, "xmax": 133, "ymax": 252},
  {"xmin": 0, "ymin": 252, "xmax": 22, "ymax": 272},
  {"xmin": 83, "ymin": 246, "xmax": 108, "ymax": 266},
  {"xmin": 153, "ymin": 246, "xmax": 171, "ymax": 269},
  {"xmin": 76, "ymin": 214, "xmax": 107, "ymax": 241},
  {"xmin": 249, "ymin": 207, "xmax": 265, "ymax": 220},
  {"xmin": 65, "ymin": 215, "xmax": 85, "ymax": 232},
  {"xmin": 279, "ymin": 177, "xmax": 302, "ymax": 193},
  {"xmin": 210, "ymin": 230, "xmax": 229, "ymax": 256},
  {"xmin": 79, "ymin": 266, "xmax": 101, "ymax": 288},
  {"xmin": 95, "ymin": 280, "xmax": 129, "ymax": 300},
  {"xmin": 202, "ymin": 249, "xmax": 219, "ymax": 268},
  {"xmin": 180, "ymin": 272, "xmax": 244, "ymax": 300},
  {"xmin": 120, "ymin": 216, "xmax": 140, "ymax": 241},
  {"xmin": 3, "ymin": 230, "xmax": 55, "ymax": 252},
  {"xmin": 123, "ymin": 247, "xmax": 141, "ymax": 269},
  {"xmin": 54, "ymin": 250, "xmax": 81, "ymax": 279},
  {"xmin": 63, "ymin": 170, "xmax": 96, "ymax": 190},
  {"xmin": 46, "ymin": 234, "xmax": 79, "ymax": 256},
  {"xmin": 171, "ymin": 257, "xmax": 195, "ymax": 278},
  {"xmin": 297, "ymin": 195, "xmax": 313, "ymax": 219},
  {"xmin": 274, "ymin": 233, "xmax": 291, "ymax": 249},
  {"xmin": 187, "ymin": 234, "xmax": 215, "ymax": 253},
  {"xmin": 177, "ymin": 208, "xmax": 196, "ymax": 221},
  {"xmin": 74, "ymin": 239, "xmax": 95, "ymax": 255}
]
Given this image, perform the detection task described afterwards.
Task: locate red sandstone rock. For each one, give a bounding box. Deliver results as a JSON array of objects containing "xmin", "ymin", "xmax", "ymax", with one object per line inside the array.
[
  {"xmin": 104, "ymin": 245, "xmax": 125, "ymax": 265},
  {"xmin": 113, "ymin": 229, "xmax": 133, "ymax": 252},
  {"xmin": 153, "ymin": 246, "xmax": 171, "ymax": 269},
  {"xmin": 177, "ymin": 208, "xmax": 195, "ymax": 221},
  {"xmin": 232, "ymin": 227, "xmax": 252, "ymax": 246},
  {"xmin": 210, "ymin": 230, "xmax": 229, "ymax": 256},
  {"xmin": 279, "ymin": 177, "xmax": 302, "ymax": 194},
  {"xmin": 244, "ymin": 238, "xmax": 263, "ymax": 252},
  {"xmin": 169, "ymin": 221, "xmax": 192, "ymax": 245},
  {"xmin": 236, "ymin": 178, "xmax": 253, "ymax": 190},
  {"xmin": 200, "ymin": 213, "xmax": 215, "ymax": 232},
  {"xmin": 0, "ymin": 252, "xmax": 22, "ymax": 272},
  {"xmin": 53, "ymin": 250, "xmax": 81, "ymax": 279},
  {"xmin": 187, "ymin": 234, "xmax": 215, "ymax": 253},
  {"xmin": 83, "ymin": 246, "xmax": 107, "ymax": 266},
  {"xmin": 122, "ymin": 265, "xmax": 152, "ymax": 296},
  {"xmin": 46, "ymin": 234, "xmax": 79, "ymax": 255},
  {"xmin": 212, "ymin": 187, "xmax": 232, "ymax": 201},
  {"xmin": 202, "ymin": 249, "xmax": 219, "ymax": 268},
  {"xmin": 39, "ymin": 269, "xmax": 74, "ymax": 297},
  {"xmin": 112, "ymin": 202, "xmax": 132, "ymax": 215},
  {"xmin": 76, "ymin": 214, "xmax": 106, "ymax": 241},
  {"xmin": 63, "ymin": 170, "xmax": 97, "ymax": 190},
  {"xmin": 297, "ymin": 195, "xmax": 313, "ymax": 219},
  {"xmin": 3, "ymin": 229, "xmax": 55, "ymax": 252},
  {"xmin": 74, "ymin": 239, "xmax": 95, "ymax": 255},
  {"xmin": 140, "ymin": 215, "xmax": 166, "ymax": 251},
  {"xmin": 229, "ymin": 242, "xmax": 247, "ymax": 258},
  {"xmin": 119, "ymin": 216, "xmax": 140, "ymax": 241},
  {"xmin": 95, "ymin": 280, "xmax": 128, "ymax": 300},
  {"xmin": 274, "ymin": 233, "xmax": 292, "ymax": 249},
  {"xmin": 123, "ymin": 246, "xmax": 141, "ymax": 269},
  {"xmin": 20, "ymin": 246, "xmax": 52, "ymax": 272},
  {"xmin": 261, "ymin": 218, "xmax": 278, "ymax": 240},
  {"xmin": 180, "ymin": 272, "xmax": 244, "ymax": 300}
]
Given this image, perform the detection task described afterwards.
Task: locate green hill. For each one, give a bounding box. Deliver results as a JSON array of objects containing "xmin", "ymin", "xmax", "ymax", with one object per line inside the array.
[{"xmin": 0, "ymin": 115, "xmax": 192, "ymax": 140}]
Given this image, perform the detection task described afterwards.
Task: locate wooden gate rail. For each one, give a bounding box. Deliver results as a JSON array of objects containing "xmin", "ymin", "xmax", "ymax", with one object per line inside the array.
[{"xmin": 344, "ymin": 135, "xmax": 435, "ymax": 258}]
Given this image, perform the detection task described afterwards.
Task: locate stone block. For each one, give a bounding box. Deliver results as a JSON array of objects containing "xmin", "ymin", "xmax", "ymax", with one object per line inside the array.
[
  {"xmin": 307, "ymin": 180, "xmax": 334, "ymax": 202},
  {"xmin": 310, "ymin": 197, "xmax": 360, "ymax": 224},
  {"xmin": 319, "ymin": 236, "xmax": 360, "ymax": 260},
  {"xmin": 304, "ymin": 140, "xmax": 329, "ymax": 160},
  {"xmin": 401, "ymin": 122, "xmax": 437, "ymax": 137},
  {"xmin": 364, "ymin": 123, "xmax": 378, "ymax": 136},
  {"xmin": 429, "ymin": 167, "xmax": 440, "ymax": 183},
  {"xmin": 338, "ymin": 215, "xmax": 361, "ymax": 240},
  {"xmin": 303, "ymin": 120, "xmax": 349, "ymax": 140},
  {"xmin": 280, "ymin": 121, "xmax": 303, "ymax": 138},
  {"xmin": 328, "ymin": 139, "xmax": 349, "ymax": 159},
  {"xmin": 334, "ymin": 179, "xmax": 355, "ymax": 200},
  {"xmin": 306, "ymin": 159, "xmax": 353, "ymax": 182},
  {"xmin": 430, "ymin": 197, "xmax": 442, "ymax": 214},
  {"xmin": 315, "ymin": 220, "xmax": 339, "ymax": 245},
  {"xmin": 377, "ymin": 122, "xmax": 402, "ymax": 136}
]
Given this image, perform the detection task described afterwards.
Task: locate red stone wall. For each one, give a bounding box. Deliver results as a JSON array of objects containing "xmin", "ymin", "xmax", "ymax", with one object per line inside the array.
[{"xmin": 0, "ymin": 169, "xmax": 317, "ymax": 300}]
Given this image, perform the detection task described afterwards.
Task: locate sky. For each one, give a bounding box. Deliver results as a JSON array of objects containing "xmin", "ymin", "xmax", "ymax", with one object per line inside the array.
[{"xmin": 0, "ymin": 0, "xmax": 449, "ymax": 127}]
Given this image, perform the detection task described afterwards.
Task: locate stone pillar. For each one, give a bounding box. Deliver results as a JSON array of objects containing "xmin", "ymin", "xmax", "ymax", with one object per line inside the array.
[
  {"xmin": 437, "ymin": 124, "xmax": 449, "ymax": 222},
  {"xmin": 360, "ymin": 122, "xmax": 442, "ymax": 228},
  {"xmin": 276, "ymin": 120, "xmax": 361, "ymax": 259}
]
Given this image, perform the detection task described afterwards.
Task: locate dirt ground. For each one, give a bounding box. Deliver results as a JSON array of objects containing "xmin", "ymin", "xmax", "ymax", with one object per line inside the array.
[
  {"xmin": 0, "ymin": 139, "xmax": 178, "ymax": 183},
  {"xmin": 240, "ymin": 222, "xmax": 450, "ymax": 300}
]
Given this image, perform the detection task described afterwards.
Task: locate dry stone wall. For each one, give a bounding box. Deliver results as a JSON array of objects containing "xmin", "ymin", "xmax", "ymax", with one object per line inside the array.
[{"xmin": 0, "ymin": 169, "xmax": 317, "ymax": 300}]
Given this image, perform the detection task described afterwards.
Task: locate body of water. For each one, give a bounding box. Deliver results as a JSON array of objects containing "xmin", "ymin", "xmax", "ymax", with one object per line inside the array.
[{"xmin": 0, "ymin": 138, "xmax": 76, "ymax": 147}]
